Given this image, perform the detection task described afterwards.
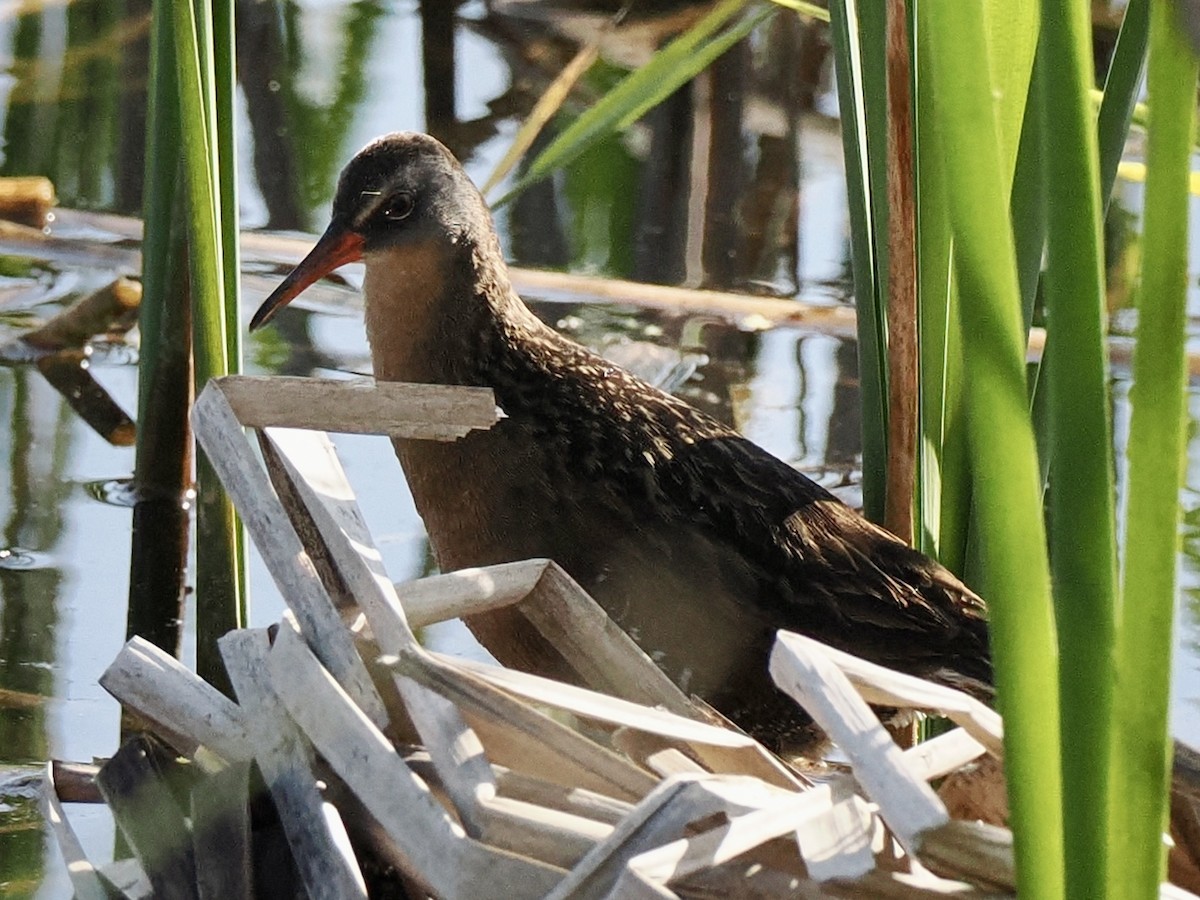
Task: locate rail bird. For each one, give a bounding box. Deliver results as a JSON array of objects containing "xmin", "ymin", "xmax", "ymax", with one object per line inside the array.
[{"xmin": 251, "ymin": 132, "xmax": 992, "ymax": 750}]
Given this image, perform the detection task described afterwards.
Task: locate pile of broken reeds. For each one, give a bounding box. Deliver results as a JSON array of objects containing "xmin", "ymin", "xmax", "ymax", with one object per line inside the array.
[{"xmin": 41, "ymin": 375, "xmax": 1200, "ymax": 898}]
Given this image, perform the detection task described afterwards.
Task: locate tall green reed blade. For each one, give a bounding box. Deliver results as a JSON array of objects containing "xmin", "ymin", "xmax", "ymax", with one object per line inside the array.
[
  {"xmin": 208, "ymin": 0, "xmax": 245, "ymax": 672},
  {"xmin": 1011, "ymin": 48, "xmax": 1047, "ymax": 332},
  {"xmin": 922, "ymin": 5, "xmax": 1063, "ymax": 896},
  {"xmin": 1037, "ymin": 5, "xmax": 1119, "ymax": 897},
  {"xmin": 912, "ymin": 2, "xmax": 964, "ymax": 568},
  {"xmin": 1012, "ymin": 52, "xmax": 1053, "ymax": 517},
  {"xmin": 1021, "ymin": 0, "xmax": 1146, "ymax": 494},
  {"xmin": 128, "ymin": 0, "xmax": 191, "ymax": 656},
  {"xmin": 172, "ymin": 0, "xmax": 244, "ymax": 687},
  {"xmin": 912, "ymin": 0, "xmax": 1036, "ymax": 571},
  {"xmin": 1023, "ymin": 0, "xmax": 1146, "ymax": 499},
  {"xmin": 1113, "ymin": 3, "xmax": 1197, "ymax": 893},
  {"xmin": 213, "ymin": 0, "xmax": 241, "ymax": 363},
  {"xmin": 137, "ymin": 0, "xmax": 182, "ymax": 509},
  {"xmin": 1098, "ymin": 0, "xmax": 1150, "ymax": 210},
  {"xmin": 828, "ymin": 0, "xmax": 888, "ymax": 523}
]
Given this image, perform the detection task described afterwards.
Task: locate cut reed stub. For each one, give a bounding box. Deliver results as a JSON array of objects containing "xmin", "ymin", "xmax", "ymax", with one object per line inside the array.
[
  {"xmin": 0, "ymin": 175, "xmax": 55, "ymax": 228},
  {"xmin": 20, "ymin": 276, "xmax": 141, "ymax": 352}
]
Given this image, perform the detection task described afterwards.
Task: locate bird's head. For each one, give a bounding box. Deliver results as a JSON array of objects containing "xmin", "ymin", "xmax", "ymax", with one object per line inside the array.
[{"xmin": 250, "ymin": 132, "xmax": 491, "ymax": 332}]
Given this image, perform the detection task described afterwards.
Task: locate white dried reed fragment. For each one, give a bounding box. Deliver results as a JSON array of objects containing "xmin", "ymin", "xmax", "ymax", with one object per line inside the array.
[
  {"xmin": 41, "ymin": 761, "xmax": 116, "ymax": 900},
  {"xmin": 264, "ymin": 434, "xmax": 524, "ymax": 832},
  {"xmin": 265, "ymin": 616, "xmax": 563, "ymax": 898},
  {"xmin": 193, "ymin": 383, "xmax": 387, "ymax": 729},
  {"xmin": 669, "ymin": 864, "xmax": 810, "ymax": 899},
  {"xmin": 914, "ymin": 818, "xmax": 1014, "ymax": 890},
  {"xmin": 259, "ymin": 425, "xmax": 417, "ymax": 653},
  {"xmin": 901, "ymin": 726, "xmax": 990, "ymax": 782},
  {"xmin": 99, "ymin": 636, "xmax": 251, "ymax": 765},
  {"xmin": 547, "ymin": 774, "xmax": 811, "ymax": 900},
  {"xmin": 610, "ymin": 790, "xmax": 834, "ymax": 896},
  {"xmin": 792, "ymin": 795, "xmax": 875, "ymax": 881},
  {"xmin": 220, "ymin": 629, "xmax": 368, "ymax": 900},
  {"xmin": 400, "ymin": 748, "xmax": 613, "ymax": 870},
  {"xmin": 787, "ymin": 635, "xmax": 1003, "ymax": 758},
  {"xmin": 819, "ymin": 869, "xmax": 993, "ymax": 897},
  {"xmin": 217, "ymin": 375, "xmax": 499, "ymax": 439},
  {"xmin": 96, "ymin": 859, "xmax": 153, "ymax": 900},
  {"xmin": 388, "ymin": 648, "xmax": 657, "ymax": 802},
  {"xmin": 769, "ymin": 630, "xmax": 948, "ymax": 850},
  {"xmin": 442, "ymin": 653, "xmax": 805, "ymax": 791},
  {"xmin": 402, "ymin": 560, "xmax": 696, "ymax": 716},
  {"xmin": 492, "ymin": 766, "xmax": 634, "ymax": 826},
  {"xmin": 478, "ymin": 795, "xmax": 612, "ymax": 870},
  {"xmin": 396, "ymin": 559, "xmax": 549, "ymax": 627},
  {"xmin": 817, "ymin": 714, "xmax": 991, "ymax": 839},
  {"xmin": 641, "ymin": 748, "xmax": 708, "ymax": 778},
  {"xmin": 258, "ymin": 427, "xmax": 371, "ymax": 622},
  {"xmin": 444, "ymin": 654, "xmax": 753, "ymax": 748},
  {"xmin": 515, "ymin": 563, "xmax": 698, "ymax": 716},
  {"xmin": 1162, "ymin": 885, "xmax": 1200, "ymax": 900},
  {"xmin": 610, "ymin": 730, "xmax": 694, "ymax": 778},
  {"xmin": 393, "ymin": 673, "xmax": 497, "ymax": 833}
]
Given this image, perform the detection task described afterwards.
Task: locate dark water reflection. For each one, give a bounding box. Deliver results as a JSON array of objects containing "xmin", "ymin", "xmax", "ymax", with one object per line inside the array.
[
  {"xmin": 0, "ymin": 369, "xmax": 68, "ymax": 893},
  {"xmin": 0, "ymin": 0, "xmax": 1196, "ymax": 893}
]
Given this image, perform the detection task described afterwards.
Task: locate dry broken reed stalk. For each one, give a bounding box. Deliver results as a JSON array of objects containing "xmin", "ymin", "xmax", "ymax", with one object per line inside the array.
[{"xmin": 41, "ymin": 375, "xmax": 1196, "ymax": 898}]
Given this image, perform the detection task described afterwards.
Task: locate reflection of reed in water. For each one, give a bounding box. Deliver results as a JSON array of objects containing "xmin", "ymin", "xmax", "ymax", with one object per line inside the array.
[
  {"xmin": 827, "ymin": 338, "xmax": 863, "ymax": 471},
  {"xmin": 236, "ymin": 0, "xmax": 385, "ymax": 230},
  {"xmin": 1, "ymin": 0, "xmax": 142, "ymax": 212},
  {"xmin": 0, "ymin": 371, "xmax": 74, "ymax": 756}
]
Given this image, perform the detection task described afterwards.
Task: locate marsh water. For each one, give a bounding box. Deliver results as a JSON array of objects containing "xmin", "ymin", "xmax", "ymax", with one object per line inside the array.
[{"xmin": 0, "ymin": 2, "xmax": 1197, "ymax": 894}]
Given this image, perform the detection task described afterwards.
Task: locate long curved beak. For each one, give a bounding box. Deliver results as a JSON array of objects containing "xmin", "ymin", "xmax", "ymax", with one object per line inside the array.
[{"xmin": 249, "ymin": 222, "xmax": 365, "ymax": 331}]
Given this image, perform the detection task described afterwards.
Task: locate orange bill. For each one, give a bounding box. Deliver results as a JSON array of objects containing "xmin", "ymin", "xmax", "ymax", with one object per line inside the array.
[{"xmin": 249, "ymin": 223, "xmax": 365, "ymax": 331}]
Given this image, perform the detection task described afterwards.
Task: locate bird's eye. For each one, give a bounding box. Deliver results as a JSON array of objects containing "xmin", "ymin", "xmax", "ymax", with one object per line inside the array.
[{"xmin": 383, "ymin": 193, "xmax": 415, "ymax": 222}]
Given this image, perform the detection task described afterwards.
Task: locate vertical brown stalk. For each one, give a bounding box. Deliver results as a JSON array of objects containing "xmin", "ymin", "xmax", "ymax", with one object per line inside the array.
[
  {"xmin": 421, "ymin": 0, "xmax": 460, "ymax": 152},
  {"xmin": 883, "ymin": 0, "xmax": 917, "ymax": 546}
]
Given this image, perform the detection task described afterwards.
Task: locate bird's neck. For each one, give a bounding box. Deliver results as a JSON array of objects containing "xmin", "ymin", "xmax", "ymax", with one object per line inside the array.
[{"xmin": 362, "ymin": 232, "xmax": 542, "ymax": 386}]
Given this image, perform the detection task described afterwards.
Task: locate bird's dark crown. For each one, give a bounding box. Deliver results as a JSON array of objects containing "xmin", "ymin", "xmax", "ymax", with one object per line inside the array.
[{"xmin": 332, "ymin": 132, "xmax": 489, "ymax": 253}]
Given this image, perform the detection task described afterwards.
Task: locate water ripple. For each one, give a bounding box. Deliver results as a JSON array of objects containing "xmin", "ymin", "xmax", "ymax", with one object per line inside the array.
[{"xmin": 0, "ymin": 547, "xmax": 55, "ymax": 569}]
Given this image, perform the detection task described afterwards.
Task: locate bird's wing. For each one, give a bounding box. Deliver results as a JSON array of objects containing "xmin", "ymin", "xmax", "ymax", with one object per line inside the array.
[
  {"xmin": 639, "ymin": 397, "xmax": 993, "ymax": 683},
  {"xmin": 527, "ymin": 331, "xmax": 992, "ymax": 685}
]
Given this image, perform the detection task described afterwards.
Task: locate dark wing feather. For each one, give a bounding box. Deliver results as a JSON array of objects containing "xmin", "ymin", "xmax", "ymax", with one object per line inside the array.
[{"xmin": 657, "ymin": 424, "xmax": 991, "ymax": 681}]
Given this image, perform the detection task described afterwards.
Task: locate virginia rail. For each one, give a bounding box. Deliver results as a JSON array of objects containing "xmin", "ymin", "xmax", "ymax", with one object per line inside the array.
[{"xmin": 251, "ymin": 132, "xmax": 992, "ymax": 751}]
